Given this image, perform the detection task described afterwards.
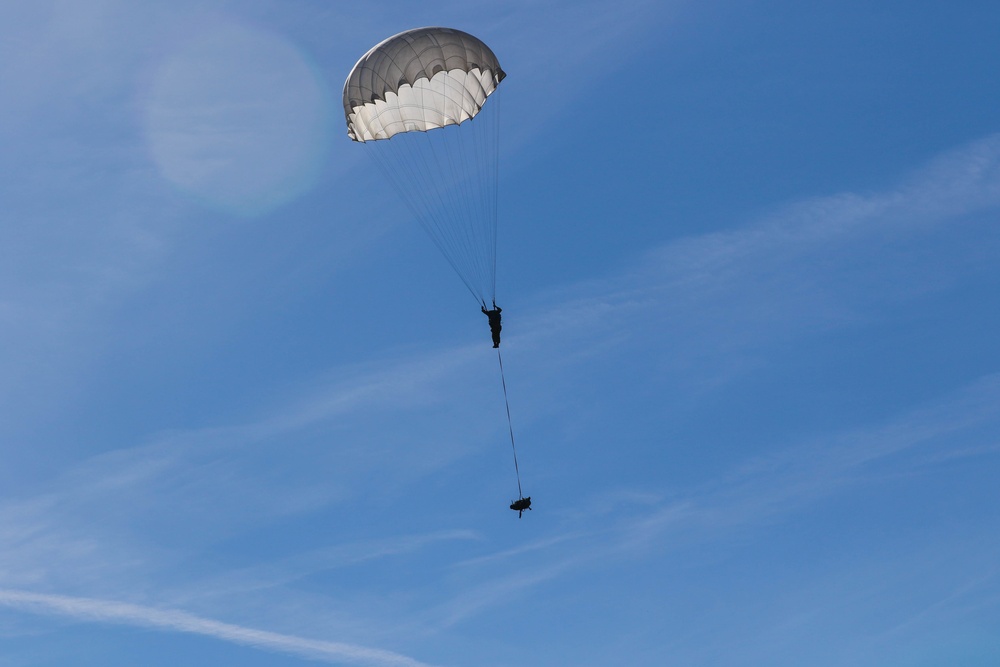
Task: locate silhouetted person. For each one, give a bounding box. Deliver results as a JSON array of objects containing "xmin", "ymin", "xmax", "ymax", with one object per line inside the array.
[
  {"xmin": 482, "ymin": 302, "xmax": 502, "ymax": 348},
  {"xmin": 510, "ymin": 496, "xmax": 531, "ymax": 518}
]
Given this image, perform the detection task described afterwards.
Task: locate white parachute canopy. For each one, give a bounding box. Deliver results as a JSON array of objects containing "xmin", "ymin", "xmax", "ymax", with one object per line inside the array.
[{"xmin": 343, "ymin": 27, "xmax": 506, "ymax": 305}]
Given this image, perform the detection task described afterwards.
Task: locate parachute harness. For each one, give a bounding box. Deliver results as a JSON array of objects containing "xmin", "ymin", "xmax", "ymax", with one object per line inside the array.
[{"xmin": 496, "ymin": 347, "xmax": 523, "ymax": 499}]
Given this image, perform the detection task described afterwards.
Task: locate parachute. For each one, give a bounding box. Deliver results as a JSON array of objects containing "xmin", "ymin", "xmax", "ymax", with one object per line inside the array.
[
  {"xmin": 343, "ymin": 27, "xmax": 506, "ymax": 305},
  {"xmin": 345, "ymin": 28, "xmax": 528, "ymax": 516}
]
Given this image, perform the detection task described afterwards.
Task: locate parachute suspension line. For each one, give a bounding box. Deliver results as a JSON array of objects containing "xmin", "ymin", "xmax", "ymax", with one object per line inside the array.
[
  {"xmin": 432, "ymin": 93, "xmax": 497, "ymax": 306},
  {"xmin": 363, "ymin": 97, "xmax": 500, "ymax": 307},
  {"xmin": 490, "ymin": 91, "xmax": 500, "ymax": 304},
  {"xmin": 425, "ymin": 124, "xmax": 483, "ymax": 297},
  {"xmin": 496, "ymin": 347, "xmax": 523, "ymax": 499},
  {"xmin": 467, "ymin": 89, "xmax": 499, "ymax": 305},
  {"xmin": 366, "ymin": 137, "xmax": 484, "ymax": 305}
]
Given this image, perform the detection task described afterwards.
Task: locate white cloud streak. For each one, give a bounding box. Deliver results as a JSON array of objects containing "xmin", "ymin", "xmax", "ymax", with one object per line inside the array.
[
  {"xmin": 2, "ymin": 123, "xmax": 998, "ymax": 651},
  {"xmin": 0, "ymin": 588, "xmax": 437, "ymax": 667}
]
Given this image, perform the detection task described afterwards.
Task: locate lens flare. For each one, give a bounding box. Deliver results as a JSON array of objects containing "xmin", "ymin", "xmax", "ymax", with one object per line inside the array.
[{"xmin": 143, "ymin": 22, "xmax": 330, "ymax": 217}]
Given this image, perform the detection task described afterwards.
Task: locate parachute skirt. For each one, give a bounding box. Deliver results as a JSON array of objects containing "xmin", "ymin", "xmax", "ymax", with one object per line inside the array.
[{"xmin": 347, "ymin": 68, "xmax": 497, "ymax": 142}]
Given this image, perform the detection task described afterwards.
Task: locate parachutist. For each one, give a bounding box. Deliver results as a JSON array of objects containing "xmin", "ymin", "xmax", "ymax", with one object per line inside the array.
[
  {"xmin": 510, "ymin": 496, "xmax": 531, "ymax": 518},
  {"xmin": 482, "ymin": 302, "xmax": 502, "ymax": 348}
]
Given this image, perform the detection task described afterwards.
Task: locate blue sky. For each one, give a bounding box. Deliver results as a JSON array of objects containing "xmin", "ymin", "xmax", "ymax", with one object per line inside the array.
[{"xmin": 1, "ymin": 1, "xmax": 999, "ymax": 665}]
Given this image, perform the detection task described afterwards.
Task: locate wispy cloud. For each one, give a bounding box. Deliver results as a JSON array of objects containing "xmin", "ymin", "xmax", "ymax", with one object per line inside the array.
[
  {"xmin": 0, "ymin": 588, "xmax": 436, "ymax": 667},
  {"xmin": 452, "ymin": 532, "xmax": 583, "ymax": 569},
  {"xmin": 2, "ymin": 127, "xmax": 998, "ymax": 650},
  {"xmin": 423, "ymin": 371, "xmax": 1000, "ymax": 630},
  {"xmin": 176, "ymin": 530, "xmax": 482, "ymax": 603},
  {"xmin": 518, "ymin": 133, "xmax": 1000, "ymax": 347},
  {"xmin": 620, "ymin": 373, "xmax": 1000, "ymax": 548},
  {"xmin": 427, "ymin": 558, "xmax": 586, "ymax": 630}
]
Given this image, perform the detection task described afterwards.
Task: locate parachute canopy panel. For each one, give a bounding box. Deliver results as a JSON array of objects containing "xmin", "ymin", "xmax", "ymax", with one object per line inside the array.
[{"xmin": 344, "ymin": 27, "xmax": 506, "ymax": 142}]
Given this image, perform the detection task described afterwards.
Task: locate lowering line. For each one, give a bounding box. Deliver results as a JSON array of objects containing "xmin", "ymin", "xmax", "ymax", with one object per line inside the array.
[{"xmin": 496, "ymin": 348, "xmax": 523, "ymax": 498}]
